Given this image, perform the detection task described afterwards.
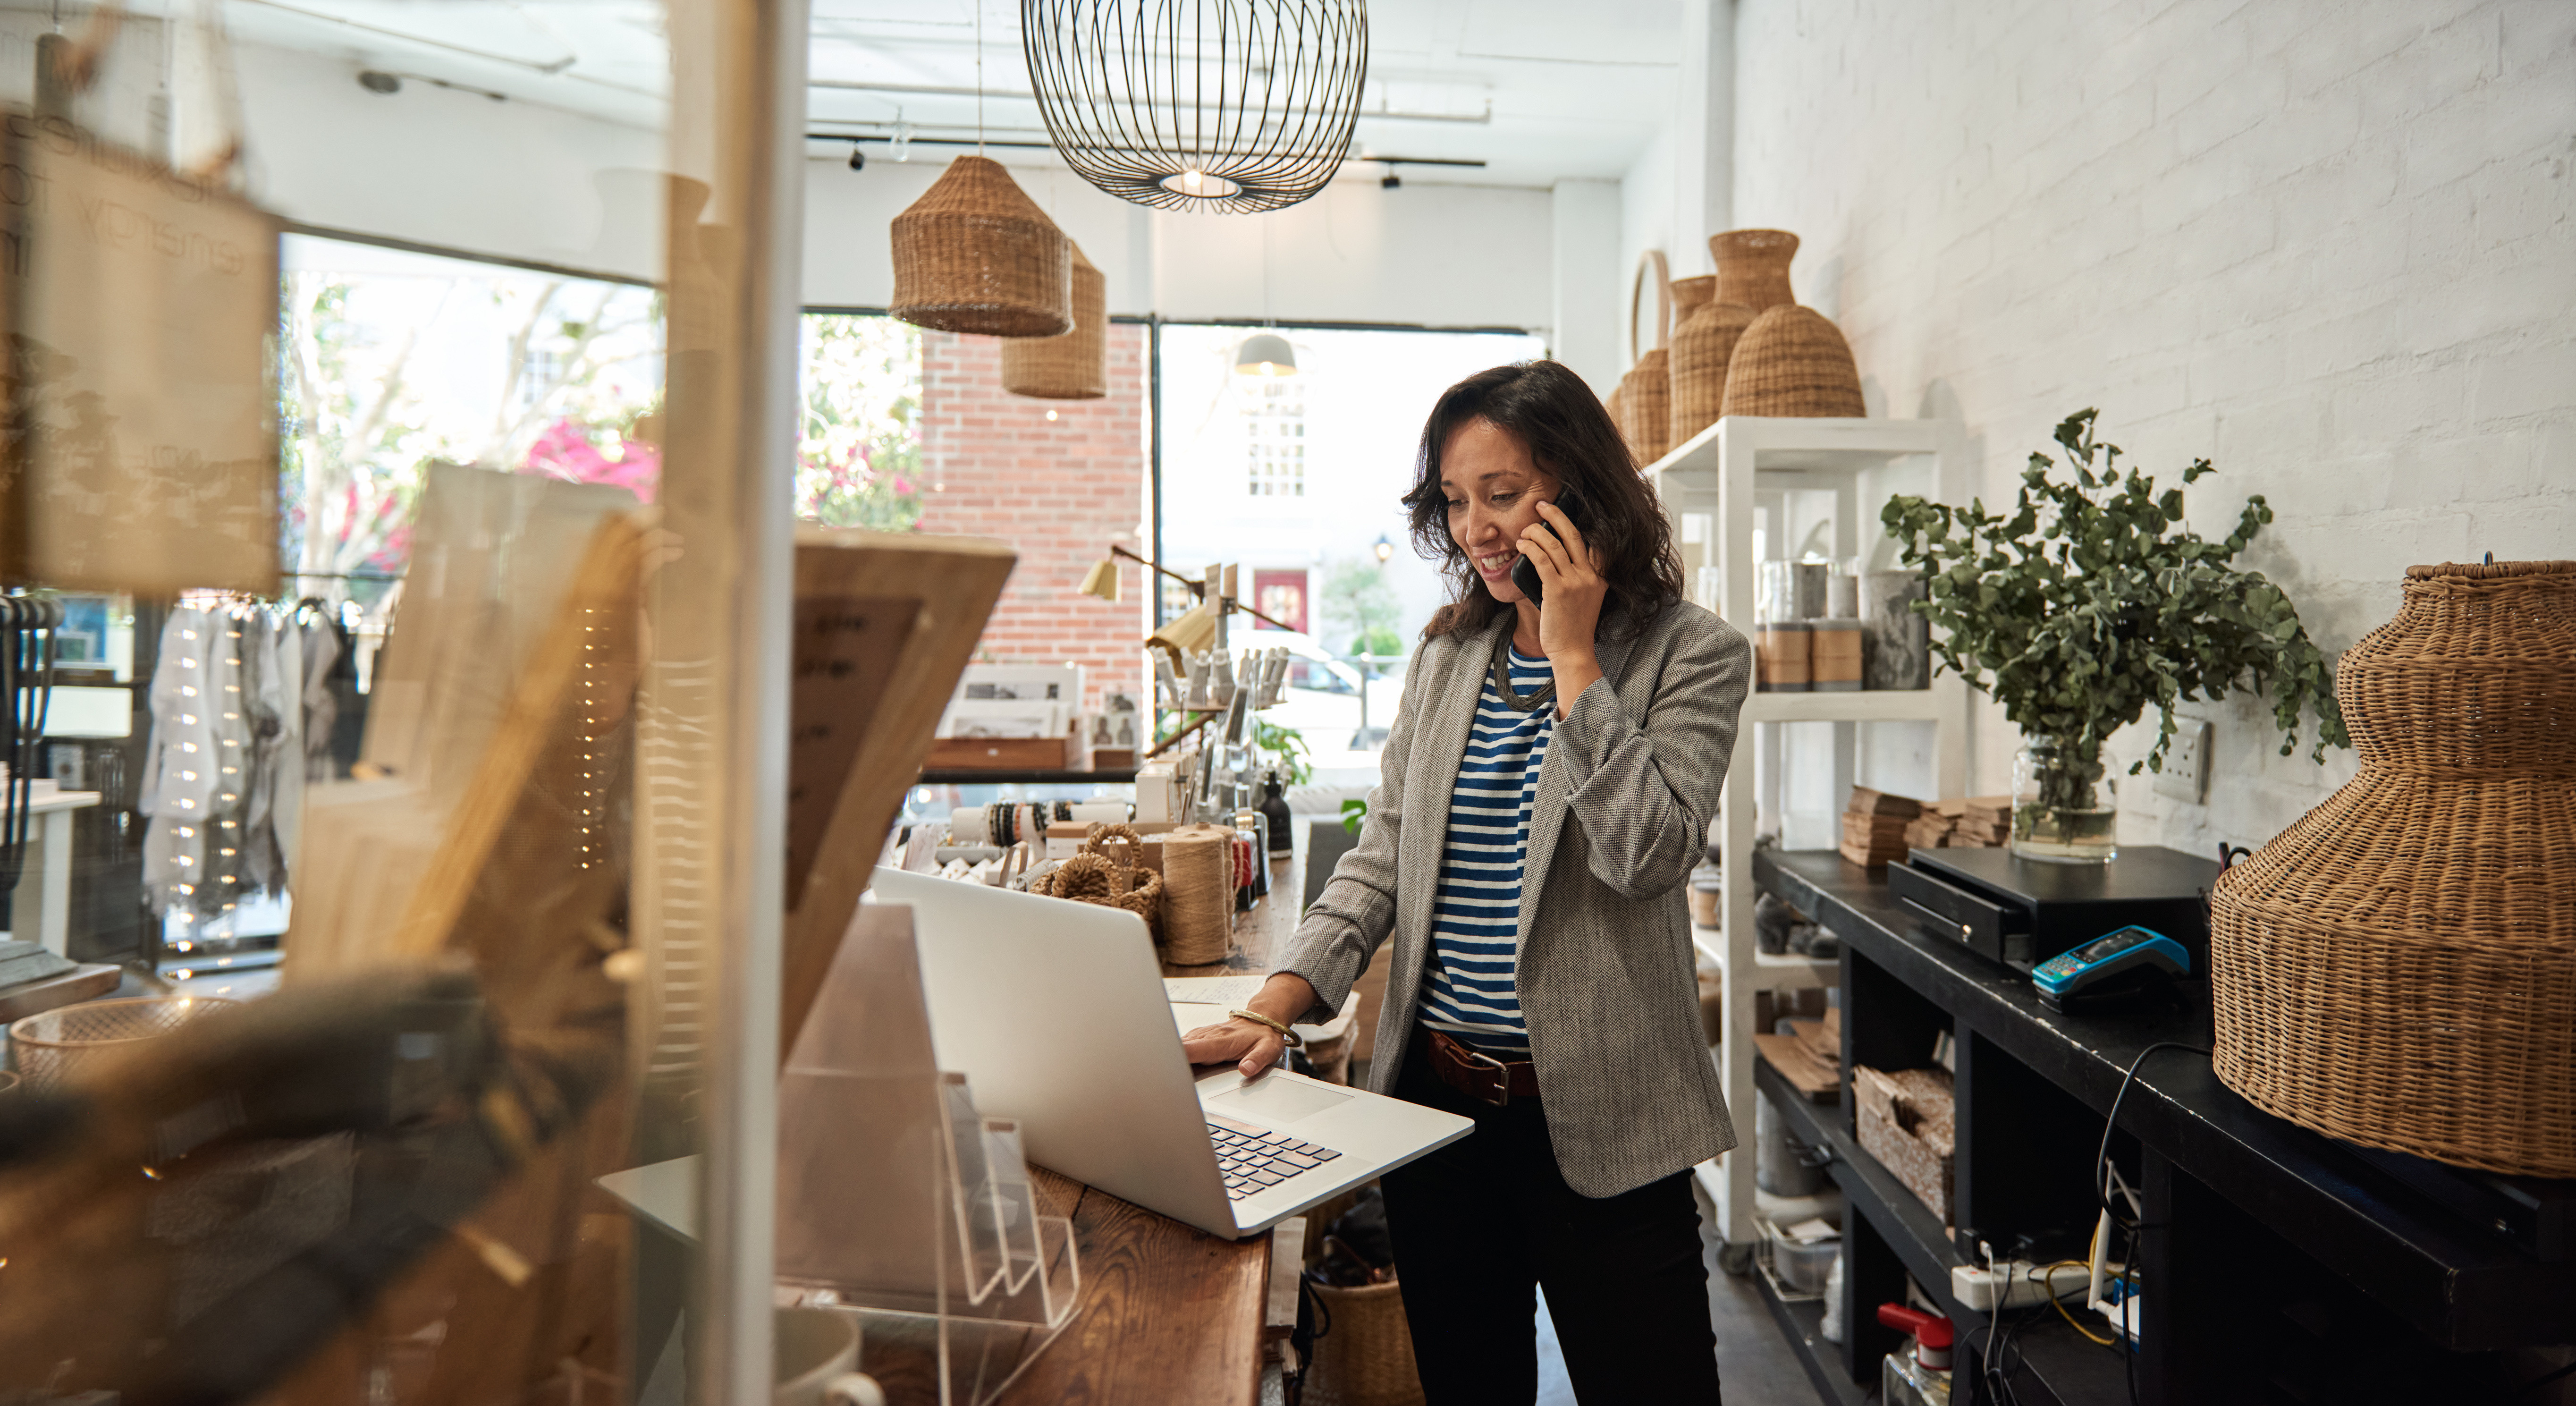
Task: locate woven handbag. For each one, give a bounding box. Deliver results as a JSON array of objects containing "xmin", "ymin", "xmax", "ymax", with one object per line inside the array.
[
  {"xmin": 1720, "ymin": 305, "xmax": 1865, "ymax": 418},
  {"xmin": 1029, "ymin": 822, "xmax": 1164, "ymax": 942},
  {"xmin": 2211, "ymin": 559, "xmax": 2576, "ymax": 1177}
]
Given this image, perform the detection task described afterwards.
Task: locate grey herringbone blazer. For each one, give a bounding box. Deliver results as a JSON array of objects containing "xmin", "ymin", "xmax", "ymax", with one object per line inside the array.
[{"xmin": 1275, "ymin": 600, "xmax": 1752, "ymax": 1198}]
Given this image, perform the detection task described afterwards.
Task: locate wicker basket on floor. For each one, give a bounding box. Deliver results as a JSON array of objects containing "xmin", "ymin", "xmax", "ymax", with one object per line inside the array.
[
  {"xmin": 1720, "ymin": 305, "xmax": 1866, "ymax": 418},
  {"xmin": 1304, "ymin": 1277, "xmax": 1425, "ymax": 1406},
  {"xmin": 2211, "ymin": 559, "xmax": 2576, "ymax": 1177}
]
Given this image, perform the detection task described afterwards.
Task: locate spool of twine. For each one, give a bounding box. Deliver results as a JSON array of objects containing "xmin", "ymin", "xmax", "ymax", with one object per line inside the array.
[{"xmin": 1159, "ymin": 824, "xmax": 1236, "ymax": 965}]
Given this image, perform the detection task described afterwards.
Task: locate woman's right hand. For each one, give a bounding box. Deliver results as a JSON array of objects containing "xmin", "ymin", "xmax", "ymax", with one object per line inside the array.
[{"xmin": 1179, "ymin": 973, "xmax": 1321, "ymax": 1079}]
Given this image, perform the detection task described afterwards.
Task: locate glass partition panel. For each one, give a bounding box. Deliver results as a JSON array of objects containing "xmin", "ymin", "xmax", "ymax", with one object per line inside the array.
[{"xmin": 0, "ymin": 0, "xmax": 801, "ymax": 1401}]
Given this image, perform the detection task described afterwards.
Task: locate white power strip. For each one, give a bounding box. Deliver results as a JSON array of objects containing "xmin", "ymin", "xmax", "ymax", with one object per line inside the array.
[{"xmin": 1949, "ymin": 1261, "xmax": 2096, "ymax": 1312}]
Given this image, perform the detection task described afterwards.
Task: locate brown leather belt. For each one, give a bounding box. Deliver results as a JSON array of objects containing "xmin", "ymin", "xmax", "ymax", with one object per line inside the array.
[{"xmin": 1426, "ymin": 1029, "xmax": 1540, "ymax": 1107}]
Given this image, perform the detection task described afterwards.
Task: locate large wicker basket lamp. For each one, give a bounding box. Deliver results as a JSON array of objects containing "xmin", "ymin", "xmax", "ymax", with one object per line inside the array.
[
  {"xmin": 1003, "ymin": 242, "xmax": 1107, "ymax": 399},
  {"xmin": 889, "ymin": 154, "xmax": 1073, "ymax": 338},
  {"xmin": 2210, "ymin": 559, "xmax": 2576, "ymax": 1177}
]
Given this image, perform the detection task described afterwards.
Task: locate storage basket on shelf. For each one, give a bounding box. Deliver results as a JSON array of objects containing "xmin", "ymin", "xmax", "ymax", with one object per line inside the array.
[
  {"xmin": 1619, "ymin": 250, "xmax": 1674, "ymax": 463},
  {"xmin": 2211, "ymin": 559, "xmax": 2576, "ymax": 1177},
  {"xmin": 1602, "ymin": 382, "xmax": 1629, "ymax": 452},
  {"xmin": 889, "ymin": 154, "xmax": 1073, "ymax": 337},
  {"xmin": 1029, "ymin": 822, "xmax": 1164, "ymax": 942},
  {"xmin": 1303, "ymin": 1276, "xmax": 1425, "ymax": 1406},
  {"xmin": 1000, "ymin": 241, "xmax": 1106, "ymax": 398},
  {"xmin": 10, "ymin": 997, "xmax": 239, "ymax": 1093},
  {"xmin": 1669, "ymin": 280, "xmax": 1756, "ymax": 449},
  {"xmin": 1622, "ymin": 350, "xmax": 1671, "ymax": 464},
  {"xmin": 1720, "ymin": 305, "xmax": 1866, "ymax": 418},
  {"xmin": 1711, "ymin": 228, "xmax": 1800, "ymax": 312}
]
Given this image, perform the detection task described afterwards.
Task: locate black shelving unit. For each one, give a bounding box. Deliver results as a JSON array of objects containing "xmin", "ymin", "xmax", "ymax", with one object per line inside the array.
[{"xmin": 1752, "ymin": 849, "xmax": 2576, "ymax": 1406}]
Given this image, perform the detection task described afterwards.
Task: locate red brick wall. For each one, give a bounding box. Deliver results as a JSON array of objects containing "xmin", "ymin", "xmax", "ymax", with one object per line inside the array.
[{"xmin": 914, "ymin": 325, "xmax": 1149, "ymax": 718}]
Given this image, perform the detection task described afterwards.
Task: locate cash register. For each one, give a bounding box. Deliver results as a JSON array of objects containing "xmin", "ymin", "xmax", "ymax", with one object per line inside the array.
[{"xmin": 1885, "ymin": 845, "xmax": 2223, "ymax": 974}]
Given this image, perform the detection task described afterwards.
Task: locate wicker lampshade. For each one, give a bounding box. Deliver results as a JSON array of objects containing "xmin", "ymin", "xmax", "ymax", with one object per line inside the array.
[
  {"xmin": 1720, "ymin": 305, "xmax": 1865, "ymax": 418},
  {"xmin": 1711, "ymin": 229, "xmax": 1800, "ymax": 312},
  {"xmin": 2212, "ymin": 559, "xmax": 2576, "ymax": 1177},
  {"xmin": 890, "ymin": 155, "xmax": 1072, "ymax": 338},
  {"xmin": 1002, "ymin": 242, "xmax": 1106, "ymax": 398}
]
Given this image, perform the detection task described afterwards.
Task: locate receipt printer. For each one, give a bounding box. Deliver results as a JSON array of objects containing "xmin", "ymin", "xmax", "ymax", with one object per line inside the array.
[{"xmin": 1885, "ymin": 846, "xmax": 2221, "ymax": 973}]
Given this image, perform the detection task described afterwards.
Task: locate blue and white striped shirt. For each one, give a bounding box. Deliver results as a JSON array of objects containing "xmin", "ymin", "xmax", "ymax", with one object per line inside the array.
[{"xmin": 1418, "ymin": 645, "xmax": 1553, "ymax": 1055}]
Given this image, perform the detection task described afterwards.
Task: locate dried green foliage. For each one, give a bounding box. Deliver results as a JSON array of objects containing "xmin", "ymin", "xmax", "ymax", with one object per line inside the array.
[{"xmin": 1880, "ymin": 410, "xmax": 2349, "ymax": 776}]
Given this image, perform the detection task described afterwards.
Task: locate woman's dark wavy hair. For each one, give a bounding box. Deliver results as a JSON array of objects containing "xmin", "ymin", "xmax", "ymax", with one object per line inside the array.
[{"xmin": 1401, "ymin": 360, "xmax": 1685, "ymax": 642}]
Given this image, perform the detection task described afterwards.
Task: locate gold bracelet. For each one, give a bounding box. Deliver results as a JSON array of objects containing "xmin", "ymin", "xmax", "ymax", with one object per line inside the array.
[{"xmin": 1229, "ymin": 1008, "xmax": 1305, "ymax": 1049}]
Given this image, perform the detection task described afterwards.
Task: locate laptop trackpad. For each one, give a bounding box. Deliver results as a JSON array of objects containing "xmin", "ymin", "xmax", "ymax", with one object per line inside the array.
[{"xmin": 1209, "ymin": 1077, "xmax": 1353, "ymax": 1124}]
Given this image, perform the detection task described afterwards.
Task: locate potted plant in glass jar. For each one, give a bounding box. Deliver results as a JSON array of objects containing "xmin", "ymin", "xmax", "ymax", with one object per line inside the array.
[{"xmin": 1882, "ymin": 410, "xmax": 2348, "ymax": 863}]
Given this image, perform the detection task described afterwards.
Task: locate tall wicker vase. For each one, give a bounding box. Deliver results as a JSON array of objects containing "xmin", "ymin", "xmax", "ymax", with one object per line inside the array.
[
  {"xmin": 1711, "ymin": 229, "xmax": 1799, "ymax": 312},
  {"xmin": 1002, "ymin": 241, "xmax": 1106, "ymax": 398},
  {"xmin": 889, "ymin": 155, "xmax": 1073, "ymax": 337},
  {"xmin": 1622, "ymin": 349, "xmax": 1672, "ymax": 464},
  {"xmin": 1603, "ymin": 382, "xmax": 1629, "ymax": 453},
  {"xmin": 1670, "ymin": 283, "xmax": 1756, "ymax": 448},
  {"xmin": 1720, "ymin": 305, "xmax": 1866, "ymax": 418},
  {"xmin": 2211, "ymin": 559, "xmax": 2576, "ymax": 1177}
]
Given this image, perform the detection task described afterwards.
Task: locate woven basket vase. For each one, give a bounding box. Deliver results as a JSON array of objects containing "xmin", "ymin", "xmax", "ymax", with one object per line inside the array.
[
  {"xmin": 1303, "ymin": 1278, "xmax": 1425, "ymax": 1406},
  {"xmin": 2210, "ymin": 559, "xmax": 2576, "ymax": 1177},
  {"xmin": 1671, "ymin": 288, "xmax": 1757, "ymax": 448},
  {"xmin": 1711, "ymin": 228, "xmax": 1800, "ymax": 312},
  {"xmin": 1002, "ymin": 241, "xmax": 1106, "ymax": 398},
  {"xmin": 1721, "ymin": 305, "xmax": 1866, "ymax": 418},
  {"xmin": 1622, "ymin": 349, "xmax": 1672, "ymax": 464},
  {"xmin": 1602, "ymin": 382, "xmax": 1629, "ymax": 452},
  {"xmin": 890, "ymin": 155, "xmax": 1072, "ymax": 338}
]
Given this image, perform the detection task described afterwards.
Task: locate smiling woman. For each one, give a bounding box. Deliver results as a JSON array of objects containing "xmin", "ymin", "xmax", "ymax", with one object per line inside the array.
[{"xmin": 1182, "ymin": 359, "xmax": 1753, "ymax": 1403}]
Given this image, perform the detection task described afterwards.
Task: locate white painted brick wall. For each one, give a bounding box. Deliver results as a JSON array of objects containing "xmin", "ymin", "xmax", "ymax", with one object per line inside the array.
[{"xmin": 1730, "ymin": 0, "xmax": 2576, "ymax": 853}]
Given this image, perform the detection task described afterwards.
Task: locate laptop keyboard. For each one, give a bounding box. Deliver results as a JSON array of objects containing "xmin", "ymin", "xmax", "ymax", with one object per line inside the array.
[{"xmin": 1207, "ymin": 1112, "xmax": 1344, "ymax": 1201}]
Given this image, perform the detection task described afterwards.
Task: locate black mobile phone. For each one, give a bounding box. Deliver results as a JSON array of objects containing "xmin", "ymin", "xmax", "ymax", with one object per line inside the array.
[{"xmin": 1509, "ymin": 486, "xmax": 1588, "ymax": 603}]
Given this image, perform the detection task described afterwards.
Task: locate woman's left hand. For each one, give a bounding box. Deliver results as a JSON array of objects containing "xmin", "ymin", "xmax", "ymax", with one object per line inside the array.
[{"xmin": 1520, "ymin": 500, "xmax": 1609, "ymax": 694}]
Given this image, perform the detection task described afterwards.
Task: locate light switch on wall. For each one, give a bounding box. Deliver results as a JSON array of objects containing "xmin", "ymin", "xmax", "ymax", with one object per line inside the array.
[{"xmin": 2151, "ymin": 719, "xmax": 2213, "ymax": 804}]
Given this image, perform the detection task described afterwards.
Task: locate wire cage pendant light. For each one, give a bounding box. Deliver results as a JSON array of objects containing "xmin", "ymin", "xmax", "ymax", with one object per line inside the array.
[{"xmin": 1022, "ymin": 0, "xmax": 1370, "ymax": 215}]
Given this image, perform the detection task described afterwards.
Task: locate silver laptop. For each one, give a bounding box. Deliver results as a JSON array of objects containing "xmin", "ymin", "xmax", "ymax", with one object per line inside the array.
[{"xmin": 871, "ymin": 866, "xmax": 1472, "ymax": 1240}]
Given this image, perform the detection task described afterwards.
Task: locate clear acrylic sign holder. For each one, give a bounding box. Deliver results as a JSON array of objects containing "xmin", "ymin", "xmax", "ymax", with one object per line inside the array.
[{"xmin": 775, "ymin": 905, "xmax": 1078, "ymax": 1404}]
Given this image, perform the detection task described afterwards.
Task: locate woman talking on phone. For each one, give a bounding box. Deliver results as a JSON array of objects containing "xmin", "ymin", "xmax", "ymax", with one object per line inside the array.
[{"xmin": 1181, "ymin": 360, "xmax": 1753, "ymax": 1402}]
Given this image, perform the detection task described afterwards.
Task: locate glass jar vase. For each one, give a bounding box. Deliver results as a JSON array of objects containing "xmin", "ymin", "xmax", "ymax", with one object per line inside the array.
[{"xmin": 2011, "ymin": 736, "xmax": 2117, "ymax": 864}]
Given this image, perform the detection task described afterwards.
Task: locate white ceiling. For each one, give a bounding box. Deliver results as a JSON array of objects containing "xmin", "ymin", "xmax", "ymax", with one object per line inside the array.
[{"xmin": 221, "ymin": 0, "xmax": 1682, "ymax": 187}]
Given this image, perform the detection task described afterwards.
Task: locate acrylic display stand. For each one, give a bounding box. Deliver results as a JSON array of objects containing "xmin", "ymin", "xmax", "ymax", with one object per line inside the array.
[{"xmin": 776, "ymin": 903, "xmax": 1079, "ymax": 1405}]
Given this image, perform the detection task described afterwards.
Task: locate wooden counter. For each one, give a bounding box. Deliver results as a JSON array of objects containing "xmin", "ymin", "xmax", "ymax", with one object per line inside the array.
[{"xmin": 997, "ymin": 844, "xmax": 1309, "ymax": 1406}]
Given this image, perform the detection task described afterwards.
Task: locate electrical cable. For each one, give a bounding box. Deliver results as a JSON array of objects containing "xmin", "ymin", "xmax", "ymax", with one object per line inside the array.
[
  {"xmin": 2090, "ymin": 1042, "xmax": 2210, "ymax": 1406},
  {"xmin": 2040, "ymin": 1258, "xmax": 2120, "ymax": 1346}
]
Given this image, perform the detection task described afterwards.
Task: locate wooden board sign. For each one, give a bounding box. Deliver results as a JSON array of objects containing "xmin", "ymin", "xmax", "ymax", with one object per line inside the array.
[{"xmin": 0, "ymin": 112, "xmax": 279, "ymax": 594}]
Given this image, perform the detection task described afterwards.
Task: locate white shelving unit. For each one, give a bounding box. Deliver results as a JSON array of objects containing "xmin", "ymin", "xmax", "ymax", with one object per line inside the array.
[{"xmin": 1649, "ymin": 415, "xmax": 1972, "ymax": 1250}]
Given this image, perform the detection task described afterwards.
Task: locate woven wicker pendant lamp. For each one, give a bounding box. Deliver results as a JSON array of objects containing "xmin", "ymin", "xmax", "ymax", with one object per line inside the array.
[
  {"xmin": 1003, "ymin": 242, "xmax": 1106, "ymax": 398},
  {"xmin": 889, "ymin": 155, "xmax": 1072, "ymax": 337},
  {"xmin": 2211, "ymin": 559, "xmax": 2576, "ymax": 1177}
]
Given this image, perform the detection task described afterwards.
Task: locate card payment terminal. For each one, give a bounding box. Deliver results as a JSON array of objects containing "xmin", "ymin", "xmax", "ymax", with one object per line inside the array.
[{"xmin": 2031, "ymin": 926, "xmax": 2192, "ymax": 1012}]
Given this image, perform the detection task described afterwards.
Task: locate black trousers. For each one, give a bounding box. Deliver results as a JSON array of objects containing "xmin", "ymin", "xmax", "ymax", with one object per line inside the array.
[{"xmin": 1378, "ymin": 1030, "xmax": 1723, "ymax": 1404}]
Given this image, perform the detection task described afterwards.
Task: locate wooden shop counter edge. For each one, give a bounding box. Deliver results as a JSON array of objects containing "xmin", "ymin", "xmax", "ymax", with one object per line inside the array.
[{"xmin": 997, "ymin": 842, "xmax": 1306, "ymax": 1406}]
